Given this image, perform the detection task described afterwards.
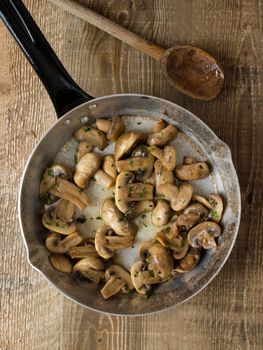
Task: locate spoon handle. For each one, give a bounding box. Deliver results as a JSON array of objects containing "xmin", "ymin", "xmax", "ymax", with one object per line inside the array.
[{"xmin": 49, "ymin": 0, "xmax": 165, "ymax": 61}]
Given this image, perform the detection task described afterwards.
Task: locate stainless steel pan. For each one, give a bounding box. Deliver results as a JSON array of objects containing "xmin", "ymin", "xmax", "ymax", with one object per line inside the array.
[{"xmin": 1, "ymin": 0, "xmax": 241, "ymax": 316}]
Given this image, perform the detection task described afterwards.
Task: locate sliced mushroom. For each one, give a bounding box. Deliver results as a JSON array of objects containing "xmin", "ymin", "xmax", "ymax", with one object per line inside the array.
[
  {"xmin": 74, "ymin": 126, "xmax": 107, "ymax": 150},
  {"xmin": 162, "ymin": 145, "xmax": 176, "ymax": 171},
  {"xmin": 94, "ymin": 169, "xmax": 114, "ymax": 189},
  {"xmin": 175, "ymin": 247, "xmax": 201, "ymax": 273},
  {"xmin": 115, "ymin": 172, "xmax": 154, "ymax": 213},
  {"xmin": 52, "ymin": 199, "xmax": 76, "ymax": 223},
  {"xmin": 114, "ymin": 132, "xmax": 145, "ymax": 160},
  {"xmin": 158, "ymin": 182, "xmax": 193, "ymax": 211},
  {"xmin": 69, "ymin": 244, "xmax": 99, "ymax": 258},
  {"xmin": 138, "ymin": 240, "xmax": 155, "ymax": 260},
  {"xmin": 106, "ymin": 116, "xmax": 125, "ymax": 141},
  {"xmin": 175, "ymin": 161, "xmax": 210, "ymax": 180},
  {"xmin": 154, "ymin": 160, "xmax": 174, "ymax": 194},
  {"xmin": 116, "ymin": 145, "xmax": 154, "ymax": 179},
  {"xmin": 75, "ymin": 141, "xmax": 93, "ymax": 162},
  {"xmin": 192, "ymin": 193, "xmax": 223, "ymax": 223},
  {"xmin": 177, "ymin": 204, "xmax": 208, "ymax": 231},
  {"xmin": 101, "ymin": 198, "xmax": 137, "ymax": 236},
  {"xmin": 95, "ymin": 225, "xmax": 134, "ymax": 259},
  {"xmin": 130, "ymin": 201, "xmax": 154, "ymax": 218},
  {"xmin": 151, "ymin": 119, "xmax": 166, "ymax": 133},
  {"xmin": 188, "ymin": 221, "xmax": 221, "ymax": 249},
  {"xmin": 45, "ymin": 232, "xmax": 83, "ymax": 254},
  {"xmin": 146, "ymin": 242, "xmax": 174, "ymax": 279},
  {"xmin": 73, "ymin": 257, "xmax": 105, "ymax": 284},
  {"xmin": 152, "ymin": 199, "xmax": 171, "ymax": 227},
  {"xmin": 147, "ymin": 124, "xmax": 177, "ymax": 146},
  {"xmin": 49, "ymin": 254, "xmax": 72, "ymax": 273},
  {"xmin": 42, "ymin": 212, "xmax": 77, "ymax": 235},
  {"xmin": 131, "ymin": 261, "xmax": 151, "ymax": 295},
  {"xmin": 96, "ymin": 118, "xmax": 112, "ymax": 133},
  {"xmin": 149, "ymin": 145, "xmax": 164, "ymax": 160},
  {"xmin": 103, "ymin": 155, "xmax": 117, "ymax": 181},
  {"xmin": 49, "ymin": 178, "xmax": 90, "ymax": 211},
  {"xmin": 74, "ymin": 152, "xmax": 101, "ymax": 188},
  {"xmin": 100, "ymin": 265, "xmax": 133, "ymax": 299},
  {"xmin": 156, "ymin": 216, "xmax": 186, "ymax": 253},
  {"xmin": 172, "ymin": 233, "xmax": 190, "ymax": 260},
  {"xmin": 40, "ymin": 164, "xmax": 72, "ymax": 204}
]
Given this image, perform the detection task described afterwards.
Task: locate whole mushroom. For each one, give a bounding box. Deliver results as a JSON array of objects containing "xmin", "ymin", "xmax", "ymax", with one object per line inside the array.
[
  {"xmin": 114, "ymin": 132, "xmax": 145, "ymax": 160},
  {"xmin": 74, "ymin": 126, "xmax": 107, "ymax": 150},
  {"xmin": 158, "ymin": 182, "xmax": 193, "ymax": 211},
  {"xmin": 152, "ymin": 199, "xmax": 171, "ymax": 227},
  {"xmin": 147, "ymin": 124, "xmax": 177, "ymax": 146},
  {"xmin": 74, "ymin": 152, "xmax": 101, "ymax": 188},
  {"xmin": 188, "ymin": 221, "xmax": 221, "ymax": 249},
  {"xmin": 175, "ymin": 161, "xmax": 210, "ymax": 180}
]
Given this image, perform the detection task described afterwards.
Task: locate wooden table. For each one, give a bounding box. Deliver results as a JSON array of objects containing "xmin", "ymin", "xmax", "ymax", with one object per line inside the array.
[{"xmin": 0, "ymin": 1, "xmax": 262, "ymax": 349}]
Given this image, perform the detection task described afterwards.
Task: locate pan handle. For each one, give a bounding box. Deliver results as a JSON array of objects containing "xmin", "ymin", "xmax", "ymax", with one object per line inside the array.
[{"xmin": 0, "ymin": 0, "xmax": 92, "ymax": 117}]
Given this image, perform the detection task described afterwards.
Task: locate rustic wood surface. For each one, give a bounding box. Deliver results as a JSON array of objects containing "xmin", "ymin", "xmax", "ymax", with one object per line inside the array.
[{"xmin": 0, "ymin": 0, "xmax": 262, "ymax": 349}]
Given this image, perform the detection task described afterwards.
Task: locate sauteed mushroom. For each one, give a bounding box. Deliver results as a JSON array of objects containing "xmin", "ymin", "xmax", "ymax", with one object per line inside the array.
[
  {"xmin": 147, "ymin": 124, "xmax": 177, "ymax": 146},
  {"xmin": 151, "ymin": 119, "xmax": 165, "ymax": 133},
  {"xmin": 162, "ymin": 145, "xmax": 176, "ymax": 171},
  {"xmin": 175, "ymin": 247, "xmax": 201, "ymax": 273},
  {"xmin": 188, "ymin": 221, "xmax": 221, "ymax": 249},
  {"xmin": 106, "ymin": 116, "xmax": 125, "ymax": 141},
  {"xmin": 130, "ymin": 200, "xmax": 154, "ymax": 218},
  {"xmin": 131, "ymin": 261, "xmax": 151, "ymax": 295},
  {"xmin": 175, "ymin": 161, "xmax": 210, "ymax": 180},
  {"xmin": 45, "ymin": 232, "xmax": 83, "ymax": 254},
  {"xmin": 75, "ymin": 141, "xmax": 93, "ymax": 162},
  {"xmin": 145, "ymin": 242, "xmax": 174, "ymax": 279},
  {"xmin": 49, "ymin": 178, "xmax": 90, "ymax": 211},
  {"xmin": 103, "ymin": 155, "xmax": 117, "ymax": 181},
  {"xmin": 158, "ymin": 182, "xmax": 193, "ymax": 211},
  {"xmin": 101, "ymin": 198, "xmax": 137, "ymax": 236},
  {"xmin": 42, "ymin": 212, "xmax": 77, "ymax": 235},
  {"xmin": 152, "ymin": 199, "xmax": 171, "ymax": 226},
  {"xmin": 73, "ymin": 257, "xmax": 105, "ymax": 284},
  {"xmin": 177, "ymin": 203, "xmax": 208, "ymax": 231},
  {"xmin": 69, "ymin": 244, "xmax": 99, "ymax": 258},
  {"xmin": 40, "ymin": 164, "xmax": 72, "ymax": 204},
  {"xmin": 74, "ymin": 126, "xmax": 107, "ymax": 150},
  {"xmin": 154, "ymin": 160, "xmax": 174, "ymax": 193},
  {"xmin": 115, "ymin": 172, "xmax": 154, "ymax": 213},
  {"xmin": 49, "ymin": 254, "xmax": 73, "ymax": 273},
  {"xmin": 101, "ymin": 265, "xmax": 133, "ymax": 299},
  {"xmin": 192, "ymin": 193, "xmax": 223, "ymax": 223},
  {"xmin": 96, "ymin": 118, "xmax": 111, "ymax": 133},
  {"xmin": 95, "ymin": 225, "xmax": 134, "ymax": 259},
  {"xmin": 52, "ymin": 199, "xmax": 76, "ymax": 223},
  {"xmin": 74, "ymin": 152, "xmax": 101, "ymax": 188},
  {"xmin": 94, "ymin": 169, "xmax": 114, "ymax": 189},
  {"xmin": 149, "ymin": 145, "xmax": 164, "ymax": 160},
  {"xmin": 114, "ymin": 132, "xmax": 145, "ymax": 160}
]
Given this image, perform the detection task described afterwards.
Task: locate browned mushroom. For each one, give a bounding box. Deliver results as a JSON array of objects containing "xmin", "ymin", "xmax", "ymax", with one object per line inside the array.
[
  {"xmin": 73, "ymin": 257, "xmax": 105, "ymax": 284},
  {"xmin": 147, "ymin": 124, "xmax": 177, "ymax": 146},
  {"xmin": 106, "ymin": 116, "xmax": 125, "ymax": 141},
  {"xmin": 74, "ymin": 152, "xmax": 101, "ymax": 188},
  {"xmin": 188, "ymin": 221, "xmax": 221, "ymax": 249},
  {"xmin": 74, "ymin": 126, "xmax": 107, "ymax": 150},
  {"xmin": 103, "ymin": 155, "xmax": 117, "ymax": 181},
  {"xmin": 175, "ymin": 247, "xmax": 201, "ymax": 273},
  {"xmin": 162, "ymin": 145, "xmax": 177, "ymax": 171},
  {"xmin": 192, "ymin": 193, "xmax": 223, "ymax": 223},
  {"xmin": 175, "ymin": 161, "xmax": 210, "ymax": 180},
  {"xmin": 49, "ymin": 254, "xmax": 73, "ymax": 273},
  {"xmin": 152, "ymin": 199, "xmax": 171, "ymax": 226},
  {"xmin": 158, "ymin": 182, "xmax": 193, "ymax": 211},
  {"xmin": 151, "ymin": 119, "xmax": 166, "ymax": 133},
  {"xmin": 114, "ymin": 132, "xmax": 145, "ymax": 160},
  {"xmin": 45, "ymin": 232, "xmax": 83, "ymax": 254},
  {"xmin": 75, "ymin": 142, "xmax": 93, "ymax": 162},
  {"xmin": 100, "ymin": 265, "xmax": 133, "ymax": 299},
  {"xmin": 96, "ymin": 118, "xmax": 111, "ymax": 133},
  {"xmin": 130, "ymin": 261, "xmax": 152, "ymax": 294},
  {"xmin": 154, "ymin": 160, "xmax": 174, "ymax": 194},
  {"xmin": 129, "ymin": 201, "xmax": 154, "ymax": 218},
  {"xmin": 149, "ymin": 145, "xmax": 164, "ymax": 160},
  {"xmin": 69, "ymin": 244, "xmax": 99, "ymax": 258},
  {"xmin": 42, "ymin": 212, "xmax": 77, "ymax": 235},
  {"xmin": 177, "ymin": 203, "xmax": 208, "ymax": 231},
  {"xmin": 93, "ymin": 169, "xmax": 115, "ymax": 189}
]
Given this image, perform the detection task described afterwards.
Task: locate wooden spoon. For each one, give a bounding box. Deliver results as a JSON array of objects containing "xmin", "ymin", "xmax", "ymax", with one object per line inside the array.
[{"xmin": 49, "ymin": 0, "xmax": 224, "ymax": 100}]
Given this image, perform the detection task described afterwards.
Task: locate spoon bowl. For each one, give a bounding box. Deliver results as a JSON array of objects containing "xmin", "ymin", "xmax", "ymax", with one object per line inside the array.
[{"xmin": 161, "ymin": 46, "xmax": 224, "ymax": 100}]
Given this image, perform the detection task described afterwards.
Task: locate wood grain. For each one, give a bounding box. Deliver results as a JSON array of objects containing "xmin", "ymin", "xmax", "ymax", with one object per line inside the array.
[{"xmin": 0, "ymin": 0, "xmax": 262, "ymax": 349}]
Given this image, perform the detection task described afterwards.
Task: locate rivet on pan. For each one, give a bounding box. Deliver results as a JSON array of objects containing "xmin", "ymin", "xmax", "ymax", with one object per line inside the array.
[
  {"xmin": 88, "ymin": 103, "xmax": 98, "ymax": 110},
  {"xmin": 80, "ymin": 116, "xmax": 89, "ymax": 123},
  {"xmin": 63, "ymin": 119, "xmax": 71, "ymax": 125}
]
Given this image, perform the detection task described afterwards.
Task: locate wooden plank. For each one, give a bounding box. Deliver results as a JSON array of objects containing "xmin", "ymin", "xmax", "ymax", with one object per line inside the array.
[{"xmin": 0, "ymin": 0, "xmax": 262, "ymax": 349}]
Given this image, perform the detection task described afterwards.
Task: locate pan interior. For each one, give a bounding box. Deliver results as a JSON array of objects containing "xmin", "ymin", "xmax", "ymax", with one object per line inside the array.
[{"xmin": 19, "ymin": 94, "xmax": 240, "ymax": 315}]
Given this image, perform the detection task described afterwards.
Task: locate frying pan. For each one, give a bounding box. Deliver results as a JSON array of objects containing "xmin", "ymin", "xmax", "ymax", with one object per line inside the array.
[{"xmin": 0, "ymin": 0, "xmax": 241, "ymax": 316}]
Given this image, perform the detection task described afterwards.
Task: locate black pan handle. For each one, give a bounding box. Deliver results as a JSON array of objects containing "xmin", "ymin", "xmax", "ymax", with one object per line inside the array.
[{"xmin": 0, "ymin": 0, "xmax": 92, "ymax": 117}]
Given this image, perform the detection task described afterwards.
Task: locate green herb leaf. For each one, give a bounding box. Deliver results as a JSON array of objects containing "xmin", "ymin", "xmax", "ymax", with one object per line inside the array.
[
  {"xmin": 47, "ymin": 170, "xmax": 56, "ymax": 177},
  {"xmin": 209, "ymin": 210, "xmax": 218, "ymax": 218},
  {"xmin": 40, "ymin": 193, "xmax": 53, "ymax": 205},
  {"xmin": 84, "ymin": 127, "xmax": 91, "ymax": 132},
  {"xmin": 141, "ymin": 214, "xmax": 146, "ymax": 219},
  {"xmin": 143, "ymin": 222, "xmax": 148, "ymax": 228}
]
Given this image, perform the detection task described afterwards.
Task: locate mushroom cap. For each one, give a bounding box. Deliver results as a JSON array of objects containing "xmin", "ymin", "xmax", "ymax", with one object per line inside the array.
[
  {"xmin": 107, "ymin": 116, "xmax": 125, "ymax": 142},
  {"xmin": 73, "ymin": 257, "xmax": 105, "ymax": 284},
  {"xmin": 40, "ymin": 164, "xmax": 72, "ymax": 204},
  {"xmin": 49, "ymin": 178, "xmax": 90, "ymax": 211},
  {"xmin": 115, "ymin": 171, "xmax": 135, "ymax": 213},
  {"xmin": 74, "ymin": 126, "xmax": 107, "ymax": 150},
  {"xmin": 171, "ymin": 182, "xmax": 193, "ymax": 211},
  {"xmin": 152, "ymin": 199, "xmax": 171, "ymax": 227},
  {"xmin": 157, "ymin": 182, "xmax": 179, "ymax": 204},
  {"xmin": 101, "ymin": 198, "xmax": 137, "ymax": 236},
  {"xmin": 74, "ymin": 152, "xmax": 101, "ymax": 188},
  {"xmin": 177, "ymin": 203, "xmax": 208, "ymax": 231},
  {"xmin": 100, "ymin": 265, "xmax": 133, "ymax": 299},
  {"xmin": 175, "ymin": 247, "xmax": 201, "ymax": 273},
  {"xmin": 75, "ymin": 141, "xmax": 93, "ymax": 162},
  {"xmin": 130, "ymin": 260, "xmax": 151, "ymax": 295},
  {"xmin": 188, "ymin": 221, "xmax": 221, "ymax": 249},
  {"xmin": 175, "ymin": 162, "xmax": 210, "ymax": 180},
  {"xmin": 162, "ymin": 145, "xmax": 177, "ymax": 171},
  {"xmin": 45, "ymin": 232, "xmax": 83, "ymax": 254},
  {"xmin": 147, "ymin": 124, "xmax": 177, "ymax": 146},
  {"xmin": 146, "ymin": 243, "xmax": 174, "ymax": 279},
  {"xmin": 49, "ymin": 254, "xmax": 73, "ymax": 273},
  {"xmin": 96, "ymin": 118, "xmax": 111, "ymax": 133},
  {"xmin": 129, "ymin": 200, "xmax": 154, "ymax": 218},
  {"xmin": 42, "ymin": 212, "xmax": 77, "ymax": 235},
  {"xmin": 114, "ymin": 132, "xmax": 145, "ymax": 160}
]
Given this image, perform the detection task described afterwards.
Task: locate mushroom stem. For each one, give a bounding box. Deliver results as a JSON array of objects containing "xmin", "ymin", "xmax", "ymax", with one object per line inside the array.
[
  {"xmin": 100, "ymin": 276, "xmax": 126, "ymax": 299},
  {"xmin": 127, "ymin": 183, "xmax": 154, "ymax": 201}
]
